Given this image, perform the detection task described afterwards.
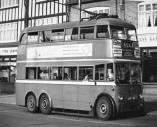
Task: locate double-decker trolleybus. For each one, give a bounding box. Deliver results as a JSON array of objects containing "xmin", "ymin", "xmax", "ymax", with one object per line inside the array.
[{"xmin": 16, "ymin": 15, "xmax": 144, "ymax": 120}]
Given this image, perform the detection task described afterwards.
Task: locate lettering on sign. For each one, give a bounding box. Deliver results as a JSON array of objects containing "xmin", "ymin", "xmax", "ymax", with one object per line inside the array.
[
  {"xmin": 0, "ymin": 47, "xmax": 17, "ymax": 56},
  {"xmin": 138, "ymin": 34, "xmax": 157, "ymax": 47}
]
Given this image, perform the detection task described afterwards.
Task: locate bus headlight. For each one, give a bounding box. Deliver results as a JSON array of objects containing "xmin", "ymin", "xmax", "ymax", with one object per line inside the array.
[
  {"xmin": 118, "ymin": 96, "xmax": 124, "ymax": 101},
  {"xmin": 139, "ymin": 94, "xmax": 144, "ymax": 99}
]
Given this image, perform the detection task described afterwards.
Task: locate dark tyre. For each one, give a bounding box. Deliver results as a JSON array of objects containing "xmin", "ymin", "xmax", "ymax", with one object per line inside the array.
[
  {"xmin": 39, "ymin": 94, "xmax": 51, "ymax": 114},
  {"xmin": 95, "ymin": 96, "xmax": 112, "ymax": 120},
  {"xmin": 26, "ymin": 94, "xmax": 38, "ymax": 113}
]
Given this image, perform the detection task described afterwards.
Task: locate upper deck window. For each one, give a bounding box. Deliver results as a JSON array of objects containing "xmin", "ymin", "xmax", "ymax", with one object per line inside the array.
[
  {"xmin": 28, "ymin": 32, "xmax": 38, "ymax": 43},
  {"xmin": 39, "ymin": 31, "xmax": 45, "ymax": 43},
  {"xmin": 97, "ymin": 25, "xmax": 109, "ymax": 38},
  {"xmin": 80, "ymin": 26, "xmax": 94, "ymax": 39},
  {"xmin": 51, "ymin": 29, "xmax": 64, "ymax": 42},
  {"xmin": 44, "ymin": 30, "xmax": 53, "ymax": 42},
  {"xmin": 110, "ymin": 26, "xmax": 126, "ymax": 40},
  {"xmin": 126, "ymin": 28, "xmax": 137, "ymax": 41},
  {"xmin": 71, "ymin": 27, "xmax": 78, "ymax": 40},
  {"xmin": 65, "ymin": 28, "xmax": 72, "ymax": 41}
]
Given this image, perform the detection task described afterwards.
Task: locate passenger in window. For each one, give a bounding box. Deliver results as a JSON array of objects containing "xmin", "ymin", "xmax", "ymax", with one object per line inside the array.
[
  {"xmin": 53, "ymin": 73, "xmax": 57, "ymax": 80},
  {"xmin": 83, "ymin": 75, "xmax": 93, "ymax": 81},
  {"xmin": 100, "ymin": 74, "xmax": 104, "ymax": 80},
  {"xmin": 107, "ymin": 69, "xmax": 114, "ymax": 81},
  {"xmin": 56, "ymin": 73, "xmax": 62, "ymax": 80},
  {"xmin": 64, "ymin": 73, "xmax": 70, "ymax": 80},
  {"xmin": 83, "ymin": 75, "xmax": 89, "ymax": 81}
]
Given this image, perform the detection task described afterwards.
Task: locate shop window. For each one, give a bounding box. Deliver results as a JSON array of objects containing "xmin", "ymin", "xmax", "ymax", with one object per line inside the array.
[
  {"xmin": 79, "ymin": 66, "xmax": 93, "ymax": 81},
  {"xmin": 63, "ymin": 67, "xmax": 77, "ymax": 80},
  {"xmin": 142, "ymin": 50, "xmax": 157, "ymax": 82},
  {"xmin": 80, "ymin": 26, "xmax": 94, "ymax": 39},
  {"xmin": 95, "ymin": 64, "xmax": 105, "ymax": 80},
  {"xmin": 0, "ymin": 67, "xmax": 10, "ymax": 82},
  {"xmin": 97, "ymin": 25, "xmax": 109, "ymax": 38}
]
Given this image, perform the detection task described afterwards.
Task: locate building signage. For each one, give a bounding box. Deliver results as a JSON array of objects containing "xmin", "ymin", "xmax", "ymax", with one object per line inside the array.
[
  {"xmin": 0, "ymin": 47, "xmax": 17, "ymax": 56},
  {"xmin": 138, "ymin": 34, "xmax": 157, "ymax": 47},
  {"xmin": 27, "ymin": 43, "xmax": 92, "ymax": 59}
]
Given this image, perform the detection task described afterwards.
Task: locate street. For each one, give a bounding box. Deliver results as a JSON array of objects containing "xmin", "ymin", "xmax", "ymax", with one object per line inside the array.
[{"xmin": 0, "ymin": 102, "xmax": 157, "ymax": 127}]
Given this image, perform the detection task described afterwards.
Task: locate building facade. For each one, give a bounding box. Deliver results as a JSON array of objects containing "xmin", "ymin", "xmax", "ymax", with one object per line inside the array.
[
  {"xmin": 0, "ymin": 0, "xmax": 68, "ymax": 84},
  {"xmin": 137, "ymin": 0, "xmax": 157, "ymax": 100}
]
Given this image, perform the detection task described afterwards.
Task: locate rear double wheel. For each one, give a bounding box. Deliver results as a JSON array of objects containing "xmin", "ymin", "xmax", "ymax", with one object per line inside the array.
[
  {"xmin": 39, "ymin": 94, "xmax": 51, "ymax": 114},
  {"xmin": 95, "ymin": 96, "xmax": 112, "ymax": 120}
]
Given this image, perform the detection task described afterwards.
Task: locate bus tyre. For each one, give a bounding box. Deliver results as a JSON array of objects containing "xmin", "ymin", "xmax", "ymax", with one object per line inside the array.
[
  {"xmin": 95, "ymin": 96, "xmax": 112, "ymax": 120},
  {"xmin": 26, "ymin": 94, "xmax": 38, "ymax": 113},
  {"xmin": 39, "ymin": 94, "xmax": 51, "ymax": 114}
]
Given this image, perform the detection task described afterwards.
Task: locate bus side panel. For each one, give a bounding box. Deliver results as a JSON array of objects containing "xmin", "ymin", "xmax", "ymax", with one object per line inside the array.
[
  {"xmin": 16, "ymin": 63, "xmax": 26, "ymax": 80},
  {"xmin": 63, "ymin": 85, "xmax": 78, "ymax": 110},
  {"xmin": 17, "ymin": 45, "xmax": 27, "ymax": 61},
  {"xmin": 16, "ymin": 83, "xmax": 26, "ymax": 106},
  {"xmin": 77, "ymin": 85, "xmax": 96, "ymax": 111},
  {"xmin": 43, "ymin": 84, "xmax": 64, "ymax": 109}
]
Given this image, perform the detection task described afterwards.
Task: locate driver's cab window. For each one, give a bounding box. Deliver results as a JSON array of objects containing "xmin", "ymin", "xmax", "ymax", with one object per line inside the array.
[{"xmin": 106, "ymin": 63, "xmax": 114, "ymax": 81}]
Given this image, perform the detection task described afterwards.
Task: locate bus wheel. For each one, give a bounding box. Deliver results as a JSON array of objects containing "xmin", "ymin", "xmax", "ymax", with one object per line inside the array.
[
  {"xmin": 39, "ymin": 94, "xmax": 51, "ymax": 114},
  {"xmin": 26, "ymin": 94, "xmax": 38, "ymax": 113},
  {"xmin": 95, "ymin": 96, "xmax": 112, "ymax": 120}
]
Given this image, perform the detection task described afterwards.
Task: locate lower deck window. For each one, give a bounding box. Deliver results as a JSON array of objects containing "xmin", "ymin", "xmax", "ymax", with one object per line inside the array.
[
  {"xmin": 26, "ymin": 67, "xmax": 37, "ymax": 79},
  {"xmin": 79, "ymin": 66, "xmax": 93, "ymax": 80}
]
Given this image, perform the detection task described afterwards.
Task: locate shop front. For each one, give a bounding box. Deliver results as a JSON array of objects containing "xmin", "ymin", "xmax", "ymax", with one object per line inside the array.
[
  {"xmin": 138, "ymin": 27, "xmax": 157, "ymax": 101},
  {"xmin": 0, "ymin": 47, "xmax": 17, "ymax": 94}
]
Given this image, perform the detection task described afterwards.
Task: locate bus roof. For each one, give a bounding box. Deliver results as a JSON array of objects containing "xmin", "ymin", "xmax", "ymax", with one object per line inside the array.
[{"xmin": 21, "ymin": 18, "xmax": 136, "ymax": 33}]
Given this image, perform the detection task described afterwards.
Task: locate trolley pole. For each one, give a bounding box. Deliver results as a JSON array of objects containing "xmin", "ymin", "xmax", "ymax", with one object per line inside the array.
[{"xmin": 79, "ymin": 0, "xmax": 82, "ymax": 21}]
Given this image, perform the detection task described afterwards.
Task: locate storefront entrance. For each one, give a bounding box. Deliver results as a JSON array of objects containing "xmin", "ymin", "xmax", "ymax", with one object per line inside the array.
[{"xmin": 142, "ymin": 49, "xmax": 157, "ymax": 82}]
